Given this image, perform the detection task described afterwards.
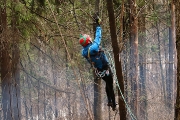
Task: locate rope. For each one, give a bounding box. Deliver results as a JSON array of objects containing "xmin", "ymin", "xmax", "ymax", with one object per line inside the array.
[{"xmin": 105, "ymin": 50, "xmax": 137, "ymax": 120}]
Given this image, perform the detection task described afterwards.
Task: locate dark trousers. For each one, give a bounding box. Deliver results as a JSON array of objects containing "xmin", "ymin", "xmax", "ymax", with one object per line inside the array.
[{"xmin": 101, "ymin": 69, "xmax": 116, "ymax": 106}]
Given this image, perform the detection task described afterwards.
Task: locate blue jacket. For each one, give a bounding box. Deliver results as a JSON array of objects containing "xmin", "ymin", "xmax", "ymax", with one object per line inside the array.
[{"xmin": 82, "ymin": 26, "xmax": 109, "ymax": 70}]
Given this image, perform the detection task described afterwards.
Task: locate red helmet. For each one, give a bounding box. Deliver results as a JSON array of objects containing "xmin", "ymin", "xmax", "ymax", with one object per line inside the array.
[{"xmin": 79, "ymin": 34, "xmax": 92, "ymax": 47}]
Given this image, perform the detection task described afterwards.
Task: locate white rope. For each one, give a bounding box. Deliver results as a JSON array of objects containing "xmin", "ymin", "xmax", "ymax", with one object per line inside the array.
[{"xmin": 105, "ymin": 50, "xmax": 137, "ymax": 120}]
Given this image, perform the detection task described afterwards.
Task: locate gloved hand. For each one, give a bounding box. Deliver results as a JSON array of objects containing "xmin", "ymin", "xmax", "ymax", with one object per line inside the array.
[{"xmin": 95, "ymin": 16, "xmax": 101, "ymax": 26}]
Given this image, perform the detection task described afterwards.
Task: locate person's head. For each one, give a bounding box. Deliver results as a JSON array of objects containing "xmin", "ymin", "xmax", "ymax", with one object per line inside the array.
[{"xmin": 79, "ymin": 34, "xmax": 92, "ymax": 47}]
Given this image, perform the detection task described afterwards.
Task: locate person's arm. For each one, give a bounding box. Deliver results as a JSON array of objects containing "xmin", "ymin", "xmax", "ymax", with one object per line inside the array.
[
  {"xmin": 89, "ymin": 26, "xmax": 102, "ymax": 54},
  {"xmin": 94, "ymin": 26, "xmax": 102, "ymax": 46}
]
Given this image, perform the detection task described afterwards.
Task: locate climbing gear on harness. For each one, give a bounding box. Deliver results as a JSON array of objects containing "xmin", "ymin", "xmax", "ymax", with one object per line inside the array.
[
  {"xmin": 87, "ymin": 46, "xmax": 110, "ymax": 78},
  {"xmin": 106, "ymin": 69, "xmax": 110, "ymax": 76},
  {"xmin": 87, "ymin": 47, "xmax": 109, "ymax": 67},
  {"xmin": 79, "ymin": 34, "xmax": 92, "ymax": 47},
  {"xmin": 95, "ymin": 69, "xmax": 107, "ymax": 78}
]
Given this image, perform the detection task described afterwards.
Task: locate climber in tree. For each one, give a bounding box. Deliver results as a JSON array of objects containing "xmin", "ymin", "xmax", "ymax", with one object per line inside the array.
[{"xmin": 79, "ymin": 16, "xmax": 117, "ymax": 111}]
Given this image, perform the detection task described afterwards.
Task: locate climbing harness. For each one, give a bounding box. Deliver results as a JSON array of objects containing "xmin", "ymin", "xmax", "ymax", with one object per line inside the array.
[
  {"xmin": 94, "ymin": 68, "xmax": 110, "ymax": 78},
  {"xmin": 87, "ymin": 46, "xmax": 110, "ymax": 78}
]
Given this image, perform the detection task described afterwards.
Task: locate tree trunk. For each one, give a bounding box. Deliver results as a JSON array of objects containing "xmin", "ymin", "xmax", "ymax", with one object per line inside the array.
[
  {"xmin": 175, "ymin": 0, "xmax": 180, "ymax": 118},
  {"xmin": 11, "ymin": 1, "xmax": 21, "ymax": 119},
  {"xmin": 43, "ymin": 84, "xmax": 47, "ymax": 120},
  {"xmin": 93, "ymin": 0, "xmax": 102, "ymax": 120},
  {"xmin": 129, "ymin": 0, "xmax": 139, "ymax": 118},
  {"xmin": 138, "ymin": 7, "xmax": 147, "ymax": 119},
  {"xmin": 151, "ymin": 1, "xmax": 166, "ymax": 102},
  {"xmin": 0, "ymin": 0, "xmax": 13, "ymax": 119},
  {"xmin": 106, "ymin": 0, "xmax": 126, "ymax": 119},
  {"xmin": 26, "ymin": 50, "xmax": 33, "ymax": 119},
  {"xmin": 167, "ymin": 1, "xmax": 176, "ymax": 109},
  {"xmin": 52, "ymin": 60, "xmax": 58, "ymax": 118},
  {"xmin": 155, "ymin": 21, "xmax": 166, "ymax": 101}
]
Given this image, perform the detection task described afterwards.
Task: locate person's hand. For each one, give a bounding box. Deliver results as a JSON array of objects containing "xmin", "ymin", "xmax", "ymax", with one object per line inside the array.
[{"xmin": 95, "ymin": 16, "xmax": 101, "ymax": 26}]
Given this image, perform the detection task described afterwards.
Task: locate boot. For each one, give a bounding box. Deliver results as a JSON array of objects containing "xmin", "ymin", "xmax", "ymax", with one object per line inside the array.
[
  {"xmin": 107, "ymin": 102, "xmax": 113, "ymax": 106},
  {"xmin": 111, "ymin": 103, "xmax": 117, "ymax": 111}
]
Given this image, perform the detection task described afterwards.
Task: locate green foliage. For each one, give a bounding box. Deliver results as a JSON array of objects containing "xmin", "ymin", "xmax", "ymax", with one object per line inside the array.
[
  {"xmin": 113, "ymin": 0, "xmax": 121, "ymax": 7},
  {"xmin": 19, "ymin": 10, "xmax": 34, "ymax": 22},
  {"xmin": 165, "ymin": 13, "xmax": 171, "ymax": 26},
  {"xmin": 38, "ymin": 0, "xmax": 45, "ymax": 7},
  {"xmin": 151, "ymin": 44, "xmax": 159, "ymax": 52},
  {"xmin": 147, "ymin": 11, "xmax": 159, "ymax": 23},
  {"xmin": 25, "ymin": 43, "xmax": 30, "ymax": 51},
  {"xmin": 139, "ymin": 31, "xmax": 146, "ymax": 38},
  {"xmin": 14, "ymin": 2, "xmax": 24, "ymax": 13},
  {"xmin": 7, "ymin": 1, "xmax": 38, "ymax": 37},
  {"xmin": 137, "ymin": 0, "xmax": 146, "ymax": 7},
  {"xmin": 138, "ymin": 45, "xmax": 146, "ymax": 55}
]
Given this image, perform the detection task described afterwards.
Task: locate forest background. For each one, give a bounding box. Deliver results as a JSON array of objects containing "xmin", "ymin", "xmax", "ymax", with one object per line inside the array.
[{"xmin": 0, "ymin": 0, "xmax": 180, "ymax": 120}]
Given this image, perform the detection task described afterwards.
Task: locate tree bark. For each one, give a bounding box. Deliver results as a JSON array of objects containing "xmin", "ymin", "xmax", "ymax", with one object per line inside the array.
[
  {"xmin": 175, "ymin": 0, "xmax": 180, "ymax": 119},
  {"xmin": 52, "ymin": 58, "xmax": 58, "ymax": 118},
  {"xmin": 106, "ymin": 0, "xmax": 126, "ymax": 119},
  {"xmin": 93, "ymin": 0, "xmax": 102, "ymax": 120},
  {"xmin": 11, "ymin": 1, "xmax": 21, "ymax": 119},
  {"xmin": 0, "ymin": 0, "xmax": 13, "ymax": 119},
  {"xmin": 167, "ymin": 1, "xmax": 176, "ymax": 109},
  {"xmin": 128, "ymin": 0, "xmax": 139, "ymax": 118},
  {"xmin": 138, "ymin": 6, "xmax": 147, "ymax": 119}
]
